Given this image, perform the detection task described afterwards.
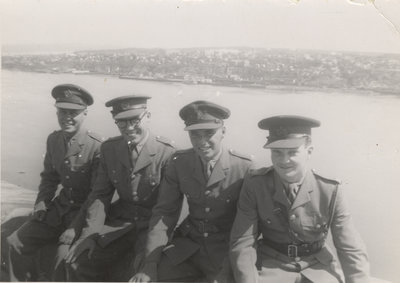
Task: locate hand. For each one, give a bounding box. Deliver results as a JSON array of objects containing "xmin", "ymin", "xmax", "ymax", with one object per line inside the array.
[
  {"xmin": 33, "ymin": 210, "xmax": 47, "ymax": 222},
  {"xmin": 65, "ymin": 237, "xmax": 96, "ymax": 263},
  {"xmin": 59, "ymin": 228, "xmax": 76, "ymax": 245},
  {"xmin": 129, "ymin": 262, "xmax": 157, "ymax": 282}
]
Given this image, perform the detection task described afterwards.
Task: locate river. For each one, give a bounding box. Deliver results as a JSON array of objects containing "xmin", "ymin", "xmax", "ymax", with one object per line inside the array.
[{"xmin": 1, "ymin": 70, "xmax": 399, "ymax": 281}]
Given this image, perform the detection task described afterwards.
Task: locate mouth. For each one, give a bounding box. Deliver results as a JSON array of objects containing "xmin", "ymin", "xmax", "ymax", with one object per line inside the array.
[
  {"xmin": 278, "ymin": 165, "xmax": 294, "ymax": 170},
  {"xmin": 198, "ymin": 146, "xmax": 212, "ymax": 153},
  {"xmin": 62, "ymin": 120, "xmax": 75, "ymax": 127}
]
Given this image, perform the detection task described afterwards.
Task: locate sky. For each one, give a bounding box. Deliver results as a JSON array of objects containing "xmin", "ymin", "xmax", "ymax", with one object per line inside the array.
[{"xmin": 1, "ymin": 0, "xmax": 400, "ymax": 54}]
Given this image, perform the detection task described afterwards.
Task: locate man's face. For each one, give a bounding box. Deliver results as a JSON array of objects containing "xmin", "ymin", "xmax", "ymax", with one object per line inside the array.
[
  {"xmin": 189, "ymin": 127, "xmax": 225, "ymax": 161},
  {"xmin": 270, "ymin": 143, "xmax": 313, "ymax": 183},
  {"xmin": 115, "ymin": 112, "xmax": 149, "ymax": 144},
  {"xmin": 57, "ymin": 108, "xmax": 87, "ymax": 134}
]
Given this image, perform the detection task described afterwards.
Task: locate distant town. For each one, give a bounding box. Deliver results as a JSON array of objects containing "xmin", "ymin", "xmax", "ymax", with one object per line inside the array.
[{"xmin": 2, "ymin": 47, "xmax": 400, "ymax": 94}]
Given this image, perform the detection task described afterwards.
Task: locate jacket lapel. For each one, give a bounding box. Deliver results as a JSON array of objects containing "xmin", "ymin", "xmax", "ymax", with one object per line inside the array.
[
  {"xmin": 117, "ymin": 138, "xmax": 131, "ymax": 170},
  {"xmin": 133, "ymin": 134, "xmax": 156, "ymax": 173},
  {"xmin": 192, "ymin": 152, "xmax": 206, "ymax": 186},
  {"xmin": 206, "ymin": 148, "xmax": 230, "ymax": 187},
  {"xmin": 291, "ymin": 170, "xmax": 314, "ymax": 210},
  {"xmin": 272, "ymin": 171, "xmax": 291, "ymax": 210},
  {"xmin": 65, "ymin": 129, "xmax": 85, "ymax": 158}
]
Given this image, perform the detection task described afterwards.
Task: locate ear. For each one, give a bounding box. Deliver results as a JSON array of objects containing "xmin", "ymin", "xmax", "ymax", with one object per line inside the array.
[
  {"xmin": 146, "ymin": 111, "xmax": 151, "ymax": 119},
  {"xmin": 83, "ymin": 109, "xmax": 88, "ymax": 116},
  {"xmin": 307, "ymin": 145, "xmax": 314, "ymax": 155},
  {"xmin": 221, "ymin": 126, "xmax": 226, "ymax": 136}
]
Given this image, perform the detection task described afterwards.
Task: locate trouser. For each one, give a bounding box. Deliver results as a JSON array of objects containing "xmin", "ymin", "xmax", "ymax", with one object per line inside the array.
[
  {"xmin": 7, "ymin": 218, "xmax": 64, "ymax": 281},
  {"xmin": 157, "ymin": 244, "xmax": 232, "ymax": 283},
  {"xmin": 1, "ymin": 213, "xmax": 32, "ymax": 281},
  {"xmin": 62, "ymin": 227, "xmax": 147, "ymax": 282},
  {"xmin": 6, "ymin": 206, "xmax": 79, "ymax": 281},
  {"xmin": 257, "ymin": 244, "xmax": 342, "ymax": 283}
]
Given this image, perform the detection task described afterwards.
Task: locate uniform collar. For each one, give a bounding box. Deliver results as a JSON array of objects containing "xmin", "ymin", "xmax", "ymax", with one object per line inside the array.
[
  {"xmin": 127, "ymin": 130, "xmax": 149, "ymax": 154},
  {"xmin": 64, "ymin": 128, "xmax": 87, "ymax": 158}
]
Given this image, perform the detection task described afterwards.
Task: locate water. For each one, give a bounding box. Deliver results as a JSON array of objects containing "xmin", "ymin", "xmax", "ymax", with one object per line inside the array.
[{"xmin": 1, "ymin": 70, "xmax": 399, "ymax": 281}]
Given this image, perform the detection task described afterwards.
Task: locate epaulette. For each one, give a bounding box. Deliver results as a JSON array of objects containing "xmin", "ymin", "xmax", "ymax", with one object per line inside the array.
[
  {"xmin": 249, "ymin": 166, "xmax": 273, "ymax": 176},
  {"xmin": 312, "ymin": 169, "xmax": 341, "ymax": 185},
  {"xmin": 87, "ymin": 130, "xmax": 105, "ymax": 142},
  {"xmin": 156, "ymin": 135, "xmax": 175, "ymax": 148},
  {"xmin": 228, "ymin": 149, "xmax": 253, "ymax": 161},
  {"xmin": 171, "ymin": 148, "xmax": 192, "ymax": 161}
]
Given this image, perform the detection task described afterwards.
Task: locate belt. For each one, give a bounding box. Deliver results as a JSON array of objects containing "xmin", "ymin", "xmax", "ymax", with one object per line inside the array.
[{"xmin": 263, "ymin": 238, "xmax": 324, "ymax": 258}]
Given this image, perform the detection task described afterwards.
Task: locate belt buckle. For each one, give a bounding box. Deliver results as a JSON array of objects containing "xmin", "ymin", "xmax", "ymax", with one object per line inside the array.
[{"xmin": 288, "ymin": 244, "xmax": 298, "ymax": 258}]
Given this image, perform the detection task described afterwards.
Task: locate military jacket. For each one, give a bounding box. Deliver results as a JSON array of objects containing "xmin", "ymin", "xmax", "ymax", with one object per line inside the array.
[
  {"xmin": 79, "ymin": 133, "xmax": 175, "ymax": 247},
  {"xmin": 34, "ymin": 128, "xmax": 102, "ymax": 226},
  {"xmin": 230, "ymin": 167, "xmax": 370, "ymax": 283},
  {"xmin": 144, "ymin": 147, "xmax": 253, "ymax": 267}
]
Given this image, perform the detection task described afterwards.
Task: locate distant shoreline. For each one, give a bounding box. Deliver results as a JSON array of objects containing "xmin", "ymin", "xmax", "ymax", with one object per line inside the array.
[{"xmin": 3, "ymin": 69, "xmax": 398, "ymax": 97}]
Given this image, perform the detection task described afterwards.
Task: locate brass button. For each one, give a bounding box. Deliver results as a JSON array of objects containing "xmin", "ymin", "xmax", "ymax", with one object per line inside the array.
[
  {"xmin": 294, "ymin": 257, "xmax": 301, "ymax": 262},
  {"xmin": 266, "ymin": 219, "xmax": 271, "ymax": 224},
  {"xmin": 69, "ymin": 200, "xmax": 74, "ymax": 204},
  {"xmin": 226, "ymin": 199, "xmax": 231, "ymax": 203},
  {"xmin": 65, "ymin": 175, "xmax": 70, "ymax": 179},
  {"xmin": 64, "ymin": 160, "xmax": 69, "ymax": 164},
  {"xmin": 316, "ymin": 224, "xmax": 321, "ymax": 229},
  {"xmin": 134, "ymin": 217, "xmax": 139, "ymax": 221},
  {"xmin": 290, "ymin": 214, "xmax": 296, "ymax": 221},
  {"xmin": 203, "ymin": 232, "xmax": 208, "ymax": 238},
  {"xmin": 204, "ymin": 190, "xmax": 211, "ymax": 196},
  {"xmin": 133, "ymin": 191, "xmax": 138, "ymax": 196},
  {"xmin": 205, "ymin": 207, "xmax": 211, "ymax": 213}
]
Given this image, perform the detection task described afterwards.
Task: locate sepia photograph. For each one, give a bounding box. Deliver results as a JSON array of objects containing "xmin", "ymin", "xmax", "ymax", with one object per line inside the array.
[{"xmin": 1, "ymin": 0, "xmax": 399, "ymax": 282}]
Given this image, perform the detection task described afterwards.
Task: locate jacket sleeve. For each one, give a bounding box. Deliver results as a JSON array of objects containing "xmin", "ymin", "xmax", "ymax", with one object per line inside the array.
[
  {"xmin": 331, "ymin": 186, "xmax": 370, "ymax": 283},
  {"xmin": 79, "ymin": 146, "xmax": 114, "ymax": 239},
  {"xmin": 229, "ymin": 175, "xmax": 259, "ymax": 283},
  {"xmin": 144, "ymin": 157, "xmax": 183, "ymax": 264},
  {"xmin": 34, "ymin": 134, "xmax": 60, "ymax": 211}
]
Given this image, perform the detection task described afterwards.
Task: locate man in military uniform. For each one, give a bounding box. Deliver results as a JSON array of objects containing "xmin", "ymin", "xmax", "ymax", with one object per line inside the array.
[
  {"xmin": 131, "ymin": 100, "xmax": 253, "ymax": 282},
  {"xmin": 230, "ymin": 115, "xmax": 370, "ymax": 283},
  {"xmin": 58, "ymin": 95, "xmax": 176, "ymax": 281},
  {"xmin": 6, "ymin": 84, "xmax": 103, "ymax": 281}
]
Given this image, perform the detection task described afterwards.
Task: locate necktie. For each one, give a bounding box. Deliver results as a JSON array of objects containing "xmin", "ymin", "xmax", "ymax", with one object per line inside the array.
[
  {"xmin": 129, "ymin": 144, "xmax": 139, "ymax": 167},
  {"xmin": 287, "ymin": 183, "xmax": 299, "ymax": 203},
  {"xmin": 206, "ymin": 162, "xmax": 213, "ymax": 178}
]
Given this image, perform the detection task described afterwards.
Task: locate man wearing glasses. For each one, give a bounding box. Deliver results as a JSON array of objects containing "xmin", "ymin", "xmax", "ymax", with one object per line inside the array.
[
  {"xmin": 6, "ymin": 84, "xmax": 103, "ymax": 281},
  {"xmin": 59, "ymin": 95, "xmax": 175, "ymax": 281}
]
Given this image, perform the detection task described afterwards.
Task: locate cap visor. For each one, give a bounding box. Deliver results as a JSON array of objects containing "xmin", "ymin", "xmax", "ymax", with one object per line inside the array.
[
  {"xmin": 264, "ymin": 138, "xmax": 306, "ymax": 149},
  {"xmin": 184, "ymin": 123, "xmax": 222, "ymax": 131},
  {"xmin": 55, "ymin": 102, "xmax": 86, "ymax": 110},
  {"xmin": 114, "ymin": 109, "xmax": 144, "ymax": 120}
]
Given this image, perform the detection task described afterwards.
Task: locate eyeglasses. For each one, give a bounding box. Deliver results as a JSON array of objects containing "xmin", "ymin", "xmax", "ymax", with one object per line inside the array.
[{"xmin": 115, "ymin": 111, "xmax": 147, "ymax": 129}]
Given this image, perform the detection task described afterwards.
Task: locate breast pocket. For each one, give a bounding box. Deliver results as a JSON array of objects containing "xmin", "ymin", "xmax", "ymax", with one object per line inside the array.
[
  {"xmin": 301, "ymin": 214, "xmax": 328, "ymax": 237},
  {"xmin": 70, "ymin": 162, "xmax": 91, "ymax": 173},
  {"xmin": 181, "ymin": 178, "xmax": 201, "ymax": 201}
]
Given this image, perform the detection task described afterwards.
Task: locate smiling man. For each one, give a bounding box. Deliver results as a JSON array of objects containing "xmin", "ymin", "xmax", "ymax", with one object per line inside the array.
[
  {"xmin": 230, "ymin": 115, "xmax": 370, "ymax": 283},
  {"xmin": 131, "ymin": 100, "xmax": 253, "ymax": 283},
  {"xmin": 57, "ymin": 95, "xmax": 176, "ymax": 281},
  {"xmin": 6, "ymin": 84, "xmax": 103, "ymax": 281}
]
